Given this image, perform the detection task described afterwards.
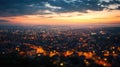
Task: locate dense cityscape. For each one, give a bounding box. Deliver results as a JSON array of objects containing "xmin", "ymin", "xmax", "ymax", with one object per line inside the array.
[{"xmin": 0, "ymin": 25, "xmax": 120, "ymax": 67}]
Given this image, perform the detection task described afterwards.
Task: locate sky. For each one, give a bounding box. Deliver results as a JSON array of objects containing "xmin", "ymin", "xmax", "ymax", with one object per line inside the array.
[{"xmin": 0, "ymin": 0, "xmax": 120, "ymax": 25}]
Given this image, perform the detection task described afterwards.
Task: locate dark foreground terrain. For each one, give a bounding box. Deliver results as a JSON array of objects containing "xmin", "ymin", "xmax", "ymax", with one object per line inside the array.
[{"xmin": 0, "ymin": 26, "xmax": 120, "ymax": 67}]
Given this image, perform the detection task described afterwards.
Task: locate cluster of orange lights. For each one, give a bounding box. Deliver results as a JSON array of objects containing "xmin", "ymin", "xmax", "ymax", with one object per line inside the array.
[
  {"xmin": 95, "ymin": 59, "xmax": 111, "ymax": 67},
  {"xmin": 63, "ymin": 50, "xmax": 73, "ymax": 57},
  {"xmin": 17, "ymin": 43, "xmax": 120, "ymax": 67}
]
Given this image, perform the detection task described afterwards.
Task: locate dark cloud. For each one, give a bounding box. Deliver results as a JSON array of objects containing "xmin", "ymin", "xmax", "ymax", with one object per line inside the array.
[
  {"xmin": 0, "ymin": 0, "xmax": 119, "ymax": 17},
  {"xmin": 0, "ymin": 20, "xmax": 9, "ymax": 22},
  {"xmin": 115, "ymin": 16, "xmax": 120, "ymax": 17}
]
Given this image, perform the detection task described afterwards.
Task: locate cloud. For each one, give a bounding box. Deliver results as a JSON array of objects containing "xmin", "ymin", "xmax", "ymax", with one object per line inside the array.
[
  {"xmin": 108, "ymin": 4, "xmax": 120, "ymax": 9},
  {"xmin": 0, "ymin": 20, "xmax": 10, "ymax": 22},
  {"xmin": 115, "ymin": 16, "xmax": 120, "ymax": 17},
  {"xmin": 0, "ymin": 0, "xmax": 119, "ymax": 17},
  {"xmin": 36, "ymin": 10, "xmax": 54, "ymax": 15},
  {"xmin": 99, "ymin": 0, "xmax": 111, "ymax": 3},
  {"xmin": 44, "ymin": 2, "xmax": 62, "ymax": 10},
  {"xmin": 63, "ymin": 0, "xmax": 78, "ymax": 3}
]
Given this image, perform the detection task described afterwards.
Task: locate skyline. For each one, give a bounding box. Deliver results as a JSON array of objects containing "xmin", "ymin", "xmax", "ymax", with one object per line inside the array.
[{"xmin": 0, "ymin": 0, "xmax": 120, "ymax": 25}]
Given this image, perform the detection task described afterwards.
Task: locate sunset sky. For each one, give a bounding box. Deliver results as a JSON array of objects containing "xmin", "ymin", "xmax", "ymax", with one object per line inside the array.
[{"xmin": 0, "ymin": 0, "xmax": 120, "ymax": 25}]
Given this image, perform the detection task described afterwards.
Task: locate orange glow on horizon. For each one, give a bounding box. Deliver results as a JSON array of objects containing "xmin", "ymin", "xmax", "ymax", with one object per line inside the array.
[{"xmin": 0, "ymin": 10, "xmax": 120, "ymax": 25}]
